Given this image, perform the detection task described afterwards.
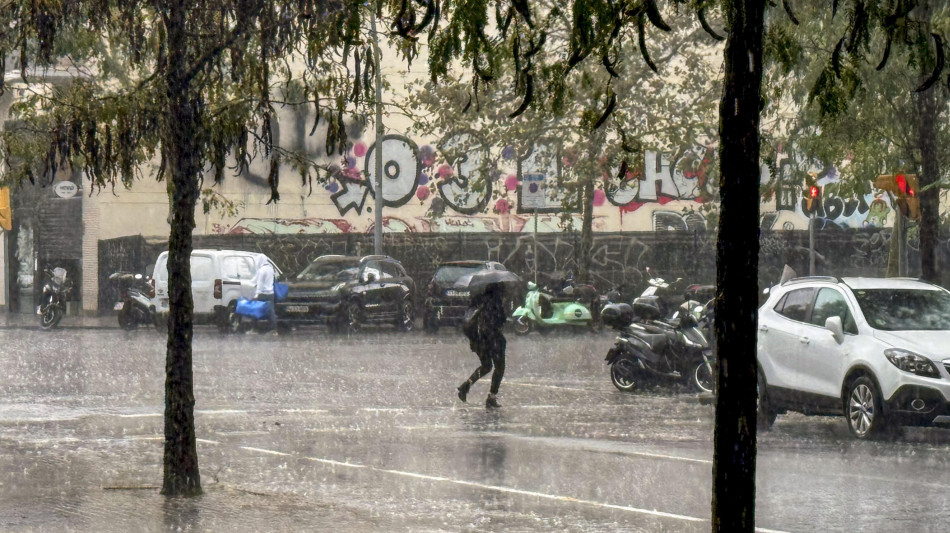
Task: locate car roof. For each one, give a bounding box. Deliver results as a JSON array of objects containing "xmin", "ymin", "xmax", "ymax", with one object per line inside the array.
[
  {"xmin": 778, "ymin": 276, "xmax": 943, "ymax": 291},
  {"xmin": 438, "ymin": 260, "xmax": 492, "ymax": 268},
  {"xmin": 841, "ymin": 277, "xmax": 944, "ymax": 291}
]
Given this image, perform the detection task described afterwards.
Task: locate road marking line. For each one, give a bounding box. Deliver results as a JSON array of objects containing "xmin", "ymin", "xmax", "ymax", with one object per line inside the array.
[
  {"xmin": 197, "ymin": 438, "xmax": 221, "ymax": 445},
  {"xmin": 196, "ymin": 409, "xmax": 248, "ymax": 415},
  {"xmin": 359, "ymin": 408, "xmax": 408, "ymax": 413},
  {"xmin": 240, "ymin": 445, "xmax": 786, "ymax": 531},
  {"xmin": 240, "ymin": 446, "xmax": 290, "ymax": 456},
  {"xmin": 117, "ymin": 413, "xmax": 162, "ymax": 418},
  {"xmin": 481, "ymin": 432, "xmax": 713, "ymax": 465},
  {"xmin": 506, "ymin": 382, "xmax": 596, "ymax": 393},
  {"xmin": 305, "ymin": 457, "xmax": 367, "ymax": 469}
]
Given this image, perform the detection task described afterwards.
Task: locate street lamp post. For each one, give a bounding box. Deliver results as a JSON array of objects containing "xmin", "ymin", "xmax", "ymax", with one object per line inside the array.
[{"xmin": 370, "ymin": 7, "xmax": 384, "ymax": 255}]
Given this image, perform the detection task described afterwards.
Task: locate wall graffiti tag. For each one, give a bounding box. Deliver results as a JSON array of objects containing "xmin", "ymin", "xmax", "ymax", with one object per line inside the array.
[{"xmin": 437, "ymin": 131, "xmax": 493, "ymax": 215}]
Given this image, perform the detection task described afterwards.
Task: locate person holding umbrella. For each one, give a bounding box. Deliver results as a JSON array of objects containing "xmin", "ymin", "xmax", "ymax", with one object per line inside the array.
[{"xmin": 455, "ymin": 270, "xmax": 519, "ymax": 408}]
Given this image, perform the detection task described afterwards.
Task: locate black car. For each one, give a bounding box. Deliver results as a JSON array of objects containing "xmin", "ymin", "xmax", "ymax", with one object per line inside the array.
[
  {"xmin": 422, "ymin": 261, "xmax": 513, "ymax": 332},
  {"xmin": 276, "ymin": 255, "xmax": 415, "ymax": 332}
]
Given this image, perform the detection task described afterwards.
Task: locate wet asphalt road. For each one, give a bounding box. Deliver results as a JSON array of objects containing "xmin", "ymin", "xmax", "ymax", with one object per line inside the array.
[{"xmin": 3, "ymin": 325, "xmax": 950, "ymax": 532}]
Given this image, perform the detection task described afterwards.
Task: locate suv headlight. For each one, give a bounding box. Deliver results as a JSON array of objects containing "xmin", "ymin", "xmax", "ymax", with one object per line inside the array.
[{"xmin": 884, "ymin": 348, "xmax": 940, "ymax": 378}]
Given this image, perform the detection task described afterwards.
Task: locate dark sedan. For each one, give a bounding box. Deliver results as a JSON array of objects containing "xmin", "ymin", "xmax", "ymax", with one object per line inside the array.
[
  {"xmin": 276, "ymin": 255, "xmax": 415, "ymax": 332},
  {"xmin": 422, "ymin": 261, "xmax": 515, "ymax": 332}
]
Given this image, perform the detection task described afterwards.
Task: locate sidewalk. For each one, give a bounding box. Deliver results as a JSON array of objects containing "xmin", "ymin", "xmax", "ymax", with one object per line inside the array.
[{"xmin": 0, "ymin": 311, "xmax": 117, "ymax": 329}]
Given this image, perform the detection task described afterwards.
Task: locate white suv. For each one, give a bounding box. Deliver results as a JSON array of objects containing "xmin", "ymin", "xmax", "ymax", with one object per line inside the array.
[
  {"xmin": 152, "ymin": 249, "xmax": 277, "ymax": 332},
  {"xmin": 757, "ymin": 276, "xmax": 950, "ymax": 439}
]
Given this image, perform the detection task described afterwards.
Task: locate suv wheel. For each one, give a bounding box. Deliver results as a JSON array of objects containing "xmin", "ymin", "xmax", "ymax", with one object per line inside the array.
[
  {"xmin": 396, "ymin": 299, "xmax": 414, "ymax": 332},
  {"xmin": 757, "ymin": 371, "xmax": 777, "ymax": 431},
  {"xmin": 226, "ymin": 302, "xmax": 245, "ymax": 334},
  {"xmin": 341, "ymin": 301, "xmax": 362, "ymax": 334},
  {"xmin": 423, "ymin": 309, "xmax": 439, "ymax": 333},
  {"xmin": 845, "ymin": 376, "xmax": 892, "ymax": 439}
]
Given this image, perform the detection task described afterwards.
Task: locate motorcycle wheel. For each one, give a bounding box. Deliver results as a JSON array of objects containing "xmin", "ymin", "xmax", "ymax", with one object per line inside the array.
[
  {"xmin": 610, "ymin": 360, "xmax": 639, "ymax": 392},
  {"xmin": 513, "ymin": 316, "xmax": 532, "ymax": 336},
  {"xmin": 691, "ymin": 359, "xmax": 715, "ymax": 393},
  {"xmin": 39, "ymin": 297, "xmax": 61, "ymax": 330},
  {"xmin": 118, "ymin": 303, "xmax": 137, "ymax": 331}
]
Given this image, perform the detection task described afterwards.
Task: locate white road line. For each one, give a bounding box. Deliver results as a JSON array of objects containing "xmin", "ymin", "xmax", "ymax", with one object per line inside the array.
[
  {"xmin": 239, "ymin": 445, "xmax": 788, "ymax": 532},
  {"xmin": 196, "ymin": 409, "xmax": 249, "ymax": 415},
  {"xmin": 486, "ymin": 433, "xmax": 713, "ymax": 465},
  {"xmin": 196, "ymin": 438, "xmax": 221, "ymax": 445},
  {"xmin": 505, "ymin": 382, "xmax": 597, "ymax": 393},
  {"xmin": 304, "ymin": 457, "xmax": 367, "ymax": 469},
  {"xmin": 117, "ymin": 413, "xmax": 162, "ymax": 418},
  {"xmin": 240, "ymin": 446, "xmax": 290, "ymax": 457}
]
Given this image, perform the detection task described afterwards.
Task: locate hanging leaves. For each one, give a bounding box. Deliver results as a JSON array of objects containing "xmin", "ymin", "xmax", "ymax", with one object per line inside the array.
[{"xmin": 915, "ymin": 33, "xmax": 945, "ymax": 92}]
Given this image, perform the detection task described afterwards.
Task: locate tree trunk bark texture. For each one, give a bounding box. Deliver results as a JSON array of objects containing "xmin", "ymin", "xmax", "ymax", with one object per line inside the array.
[
  {"xmin": 712, "ymin": 1, "xmax": 764, "ymax": 531},
  {"xmin": 161, "ymin": 0, "xmax": 202, "ymax": 497},
  {"xmin": 916, "ymin": 83, "xmax": 939, "ymax": 283},
  {"xmin": 578, "ymin": 174, "xmax": 595, "ymax": 284}
]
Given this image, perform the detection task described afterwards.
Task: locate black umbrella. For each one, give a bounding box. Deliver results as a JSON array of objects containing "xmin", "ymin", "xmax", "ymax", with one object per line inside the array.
[{"xmin": 454, "ymin": 269, "xmax": 522, "ymax": 297}]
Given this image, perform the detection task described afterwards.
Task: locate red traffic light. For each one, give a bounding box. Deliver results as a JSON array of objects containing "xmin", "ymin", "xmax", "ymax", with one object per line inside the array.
[
  {"xmin": 808, "ymin": 185, "xmax": 820, "ymax": 198},
  {"xmin": 896, "ymin": 174, "xmax": 908, "ymax": 195}
]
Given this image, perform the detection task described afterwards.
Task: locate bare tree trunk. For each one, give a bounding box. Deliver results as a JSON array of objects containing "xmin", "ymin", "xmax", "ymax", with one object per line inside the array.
[
  {"xmin": 916, "ymin": 69, "xmax": 939, "ymax": 283},
  {"xmin": 161, "ymin": 0, "xmax": 201, "ymax": 497},
  {"xmin": 712, "ymin": 1, "xmax": 764, "ymax": 530},
  {"xmin": 578, "ymin": 173, "xmax": 595, "ymax": 284}
]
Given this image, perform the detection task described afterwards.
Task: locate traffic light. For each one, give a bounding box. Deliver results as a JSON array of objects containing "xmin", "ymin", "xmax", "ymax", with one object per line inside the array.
[
  {"xmin": 875, "ymin": 174, "xmax": 920, "ymax": 220},
  {"xmin": 803, "ymin": 183, "xmax": 821, "ymax": 211},
  {"xmin": 0, "ymin": 187, "xmax": 10, "ymax": 231}
]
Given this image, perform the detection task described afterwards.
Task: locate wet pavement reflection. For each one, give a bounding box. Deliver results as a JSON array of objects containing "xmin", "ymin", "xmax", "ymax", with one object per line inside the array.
[{"xmin": 2, "ymin": 327, "xmax": 950, "ymax": 531}]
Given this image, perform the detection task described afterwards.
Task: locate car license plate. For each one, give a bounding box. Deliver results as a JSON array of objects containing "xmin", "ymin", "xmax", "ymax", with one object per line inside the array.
[
  {"xmin": 445, "ymin": 290, "xmax": 469, "ymax": 297},
  {"xmin": 285, "ymin": 305, "xmax": 309, "ymax": 313},
  {"xmin": 114, "ymin": 302, "xmax": 124, "ymax": 311}
]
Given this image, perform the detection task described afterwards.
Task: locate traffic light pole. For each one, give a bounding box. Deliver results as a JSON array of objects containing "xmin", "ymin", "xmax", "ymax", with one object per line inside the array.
[
  {"xmin": 371, "ymin": 7, "xmax": 384, "ymax": 255},
  {"xmin": 808, "ymin": 212, "xmax": 815, "ymax": 276},
  {"xmin": 896, "ymin": 208, "xmax": 905, "ymax": 277}
]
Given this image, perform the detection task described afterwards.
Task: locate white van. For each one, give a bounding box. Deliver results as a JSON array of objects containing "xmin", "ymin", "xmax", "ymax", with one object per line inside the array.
[{"xmin": 151, "ymin": 249, "xmax": 277, "ymax": 331}]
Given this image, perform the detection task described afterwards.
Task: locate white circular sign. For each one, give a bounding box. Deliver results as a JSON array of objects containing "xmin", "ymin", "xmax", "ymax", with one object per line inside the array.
[{"xmin": 53, "ymin": 181, "xmax": 78, "ymax": 199}]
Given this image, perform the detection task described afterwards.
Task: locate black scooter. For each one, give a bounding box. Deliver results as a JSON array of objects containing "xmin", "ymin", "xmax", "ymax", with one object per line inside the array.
[
  {"xmin": 108, "ymin": 271, "xmax": 158, "ymax": 330},
  {"xmin": 601, "ymin": 298, "xmax": 715, "ymax": 393},
  {"xmin": 37, "ymin": 267, "xmax": 72, "ymax": 330}
]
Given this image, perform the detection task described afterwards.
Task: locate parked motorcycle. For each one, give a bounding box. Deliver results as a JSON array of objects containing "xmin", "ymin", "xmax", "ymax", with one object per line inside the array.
[
  {"xmin": 512, "ymin": 280, "xmax": 595, "ymax": 335},
  {"xmin": 600, "ymin": 297, "xmax": 715, "ymax": 393},
  {"xmin": 108, "ymin": 271, "xmax": 157, "ymax": 330},
  {"xmin": 37, "ymin": 267, "xmax": 72, "ymax": 330}
]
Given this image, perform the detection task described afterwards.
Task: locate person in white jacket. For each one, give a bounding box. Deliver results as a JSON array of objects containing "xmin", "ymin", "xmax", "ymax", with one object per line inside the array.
[{"xmin": 252, "ymin": 254, "xmax": 278, "ymax": 335}]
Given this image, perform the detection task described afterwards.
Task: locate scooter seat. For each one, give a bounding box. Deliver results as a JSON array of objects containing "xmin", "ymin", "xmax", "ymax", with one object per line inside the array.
[{"xmin": 638, "ymin": 333, "xmax": 668, "ymax": 352}]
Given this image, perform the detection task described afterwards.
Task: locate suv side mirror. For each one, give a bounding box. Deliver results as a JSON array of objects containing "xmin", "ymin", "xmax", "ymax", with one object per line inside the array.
[{"xmin": 825, "ymin": 316, "xmax": 844, "ymax": 344}]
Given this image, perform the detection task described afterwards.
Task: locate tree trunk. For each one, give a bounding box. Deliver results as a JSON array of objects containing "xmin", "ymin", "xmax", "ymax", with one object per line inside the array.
[
  {"xmin": 578, "ymin": 173, "xmax": 595, "ymax": 284},
  {"xmin": 916, "ymin": 76, "xmax": 939, "ymax": 283},
  {"xmin": 161, "ymin": 0, "xmax": 202, "ymax": 497},
  {"xmin": 712, "ymin": 1, "xmax": 764, "ymax": 531}
]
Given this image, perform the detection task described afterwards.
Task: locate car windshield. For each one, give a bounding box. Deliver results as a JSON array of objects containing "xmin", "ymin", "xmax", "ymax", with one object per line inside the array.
[
  {"xmin": 852, "ymin": 288, "xmax": 950, "ymax": 331},
  {"xmin": 434, "ymin": 264, "xmax": 484, "ymax": 283},
  {"xmin": 295, "ymin": 257, "xmax": 361, "ymax": 281}
]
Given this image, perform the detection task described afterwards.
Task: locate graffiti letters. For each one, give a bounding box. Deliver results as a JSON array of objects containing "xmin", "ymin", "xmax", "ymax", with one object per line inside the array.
[{"xmin": 437, "ymin": 131, "xmax": 492, "ymax": 214}]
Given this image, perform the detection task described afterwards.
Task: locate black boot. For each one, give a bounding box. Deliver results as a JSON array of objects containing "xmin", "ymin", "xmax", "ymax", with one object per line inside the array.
[
  {"xmin": 485, "ymin": 393, "xmax": 500, "ymax": 409},
  {"xmin": 457, "ymin": 382, "xmax": 470, "ymax": 403}
]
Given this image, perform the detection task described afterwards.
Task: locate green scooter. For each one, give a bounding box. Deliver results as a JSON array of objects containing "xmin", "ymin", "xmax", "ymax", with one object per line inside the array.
[{"xmin": 511, "ymin": 281, "xmax": 595, "ymax": 335}]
